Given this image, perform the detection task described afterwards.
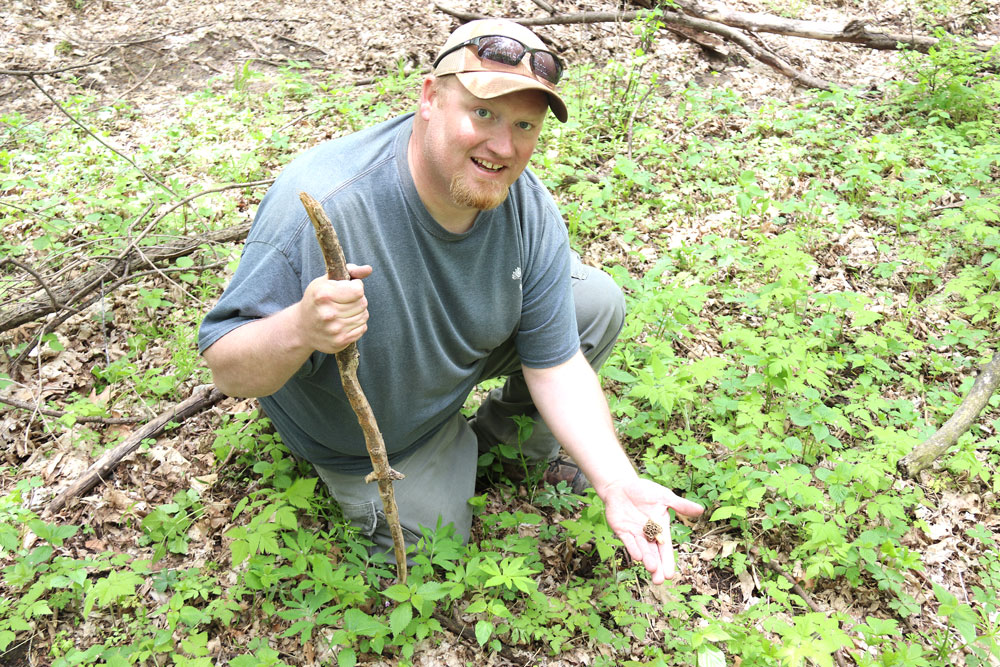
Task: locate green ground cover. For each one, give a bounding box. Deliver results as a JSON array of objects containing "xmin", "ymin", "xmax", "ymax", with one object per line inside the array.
[{"xmin": 2, "ymin": 30, "xmax": 1000, "ymax": 667}]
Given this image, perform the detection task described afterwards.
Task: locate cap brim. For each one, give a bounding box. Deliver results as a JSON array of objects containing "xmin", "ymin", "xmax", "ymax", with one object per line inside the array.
[{"xmin": 456, "ymin": 71, "xmax": 568, "ymax": 123}]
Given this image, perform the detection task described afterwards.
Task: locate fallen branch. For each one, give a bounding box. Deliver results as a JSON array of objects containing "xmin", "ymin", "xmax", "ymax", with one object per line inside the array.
[
  {"xmin": 435, "ymin": 5, "xmax": 834, "ymax": 89},
  {"xmin": 898, "ymin": 351, "xmax": 1000, "ymax": 478},
  {"xmin": 44, "ymin": 384, "xmax": 225, "ymax": 516},
  {"xmin": 437, "ymin": 4, "xmax": 995, "ymax": 54},
  {"xmin": 299, "ymin": 191, "xmax": 408, "ymax": 584},
  {"xmin": 674, "ymin": 1, "xmax": 996, "ymax": 54},
  {"xmin": 5, "ymin": 261, "xmax": 226, "ymax": 380},
  {"xmin": 1, "ymin": 258, "xmax": 65, "ymax": 313},
  {"xmin": 764, "ymin": 560, "xmax": 852, "ymax": 667},
  {"xmin": 0, "ymin": 178, "xmax": 269, "ymax": 334},
  {"xmin": 0, "ymin": 394, "xmax": 145, "ymax": 425},
  {"xmin": 529, "ymin": 0, "xmax": 557, "ymax": 15},
  {"xmin": 0, "ymin": 51, "xmax": 113, "ymax": 76},
  {"xmin": 25, "ymin": 74, "xmax": 178, "ymax": 198}
]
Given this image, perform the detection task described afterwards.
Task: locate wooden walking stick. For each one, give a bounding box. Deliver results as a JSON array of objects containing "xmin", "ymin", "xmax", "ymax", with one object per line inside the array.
[{"xmin": 299, "ymin": 191, "xmax": 408, "ymax": 583}]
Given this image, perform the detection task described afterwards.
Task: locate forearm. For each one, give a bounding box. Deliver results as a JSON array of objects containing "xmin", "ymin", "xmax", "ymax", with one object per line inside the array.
[
  {"xmin": 202, "ymin": 303, "xmax": 312, "ymax": 398},
  {"xmin": 523, "ymin": 351, "xmax": 638, "ymax": 499}
]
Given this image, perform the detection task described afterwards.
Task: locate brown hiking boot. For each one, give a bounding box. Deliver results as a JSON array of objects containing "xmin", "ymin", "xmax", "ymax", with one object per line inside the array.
[{"xmin": 543, "ymin": 458, "xmax": 591, "ymax": 495}]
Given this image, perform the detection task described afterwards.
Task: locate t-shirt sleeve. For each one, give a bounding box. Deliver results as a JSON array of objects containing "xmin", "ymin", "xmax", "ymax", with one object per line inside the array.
[{"xmin": 197, "ymin": 241, "xmax": 305, "ymax": 354}]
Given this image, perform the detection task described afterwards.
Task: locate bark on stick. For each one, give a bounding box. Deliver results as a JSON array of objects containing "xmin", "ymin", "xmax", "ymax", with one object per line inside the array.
[
  {"xmin": 298, "ymin": 191, "xmax": 408, "ymax": 583},
  {"xmin": 898, "ymin": 351, "xmax": 1000, "ymax": 478}
]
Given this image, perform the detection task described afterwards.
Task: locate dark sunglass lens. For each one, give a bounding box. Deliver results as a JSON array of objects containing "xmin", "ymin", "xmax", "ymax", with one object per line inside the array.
[
  {"xmin": 478, "ymin": 36, "xmax": 525, "ymax": 66},
  {"xmin": 531, "ymin": 53, "xmax": 560, "ymax": 83}
]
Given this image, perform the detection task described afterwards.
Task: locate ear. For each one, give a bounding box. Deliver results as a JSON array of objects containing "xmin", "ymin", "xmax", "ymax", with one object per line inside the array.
[{"xmin": 418, "ymin": 76, "xmax": 438, "ymax": 121}]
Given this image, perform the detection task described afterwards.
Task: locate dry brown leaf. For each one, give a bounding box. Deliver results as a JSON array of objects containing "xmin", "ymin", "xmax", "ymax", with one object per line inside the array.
[
  {"xmin": 738, "ymin": 569, "xmax": 756, "ymax": 602},
  {"xmin": 84, "ymin": 538, "xmax": 107, "ymax": 552}
]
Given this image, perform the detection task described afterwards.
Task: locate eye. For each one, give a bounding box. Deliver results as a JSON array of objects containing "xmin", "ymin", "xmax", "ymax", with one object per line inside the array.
[
  {"xmin": 474, "ymin": 108, "xmax": 492, "ymax": 119},
  {"xmin": 516, "ymin": 120, "xmax": 534, "ymax": 131}
]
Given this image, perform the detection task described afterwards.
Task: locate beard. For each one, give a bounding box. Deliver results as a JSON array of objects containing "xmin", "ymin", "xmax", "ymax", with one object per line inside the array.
[{"xmin": 449, "ymin": 172, "xmax": 510, "ymax": 211}]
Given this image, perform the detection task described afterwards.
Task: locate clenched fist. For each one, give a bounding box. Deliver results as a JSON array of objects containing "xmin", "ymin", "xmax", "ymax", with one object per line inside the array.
[{"xmin": 296, "ymin": 263, "xmax": 373, "ymax": 354}]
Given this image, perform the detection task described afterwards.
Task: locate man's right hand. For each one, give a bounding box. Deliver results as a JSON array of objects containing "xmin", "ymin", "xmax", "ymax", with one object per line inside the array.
[
  {"xmin": 203, "ymin": 263, "xmax": 374, "ymax": 397},
  {"xmin": 297, "ymin": 263, "xmax": 373, "ymax": 354}
]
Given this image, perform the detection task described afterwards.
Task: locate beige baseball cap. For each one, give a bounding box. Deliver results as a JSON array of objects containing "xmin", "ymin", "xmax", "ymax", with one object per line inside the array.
[{"xmin": 432, "ymin": 19, "xmax": 569, "ymax": 123}]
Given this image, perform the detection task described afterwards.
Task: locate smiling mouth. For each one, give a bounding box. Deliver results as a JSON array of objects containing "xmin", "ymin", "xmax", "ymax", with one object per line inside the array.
[{"xmin": 472, "ymin": 157, "xmax": 505, "ymax": 172}]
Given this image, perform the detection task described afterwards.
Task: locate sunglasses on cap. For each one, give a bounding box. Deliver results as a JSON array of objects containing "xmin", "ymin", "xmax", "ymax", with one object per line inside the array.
[{"xmin": 433, "ymin": 34, "xmax": 564, "ymax": 85}]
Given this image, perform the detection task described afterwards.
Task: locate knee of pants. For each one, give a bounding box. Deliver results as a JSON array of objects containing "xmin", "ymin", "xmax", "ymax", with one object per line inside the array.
[
  {"xmin": 337, "ymin": 494, "xmax": 472, "ymax": 551},
  {"xmin": 571, "ymin": 264, "xmax": 626, "ymax": 359}
]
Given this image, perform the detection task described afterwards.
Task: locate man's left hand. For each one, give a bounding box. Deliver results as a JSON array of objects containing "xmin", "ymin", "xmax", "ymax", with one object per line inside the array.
[{"xmin": 601, "ymin": 478, "xmax": 704, "ymax": 585}]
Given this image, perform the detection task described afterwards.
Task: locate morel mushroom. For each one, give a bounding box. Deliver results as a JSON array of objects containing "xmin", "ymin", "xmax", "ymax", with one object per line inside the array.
[{"xmin": 643, "ymin": 519, "xmax": 666, "ymax": 545}]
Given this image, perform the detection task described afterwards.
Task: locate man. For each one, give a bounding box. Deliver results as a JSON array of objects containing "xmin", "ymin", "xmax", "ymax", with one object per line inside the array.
[{"xmin": 199, "ymin": 18, "xmax": 702, "ymax": 584}]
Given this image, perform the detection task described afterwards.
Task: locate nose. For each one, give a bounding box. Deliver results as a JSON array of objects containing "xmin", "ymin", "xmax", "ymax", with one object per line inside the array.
[{"xmin": 485, "ymin": 124, "xmax": 515, "ymax": 159}]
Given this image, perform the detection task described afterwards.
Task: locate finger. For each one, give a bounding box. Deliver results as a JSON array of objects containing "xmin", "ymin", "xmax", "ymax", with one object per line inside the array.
[
  {"xmin": 346, "ymin": 263, "xmax": 373, "ymax": 279},
  {"xmin": 326, "ymin": 300, "xmax": 369, "ymax": 320},
  {"xmin": 661, "ymin": 489, "xmax": 705, "ymax": 518},
  {"xmin": 335, "ymin": 314, "xmax": 369, "ymax": 333},
  {"xmin": 620, "ymin": 532, "xmax": 644, "ymax": 563},
  {"xmin": 342, "ymin": 322, "xmax": 368, "ymax": 343},
  {"xmin": 316, "ymin": 281, "xmax": 367, "ymax": 305},
  {"xmin": 672, "ymin": 498, "xmax": 705, "ymax": 518},
  {"xmin": 658, "ymin": 516, "xmax": 676, "ymax": 580}
]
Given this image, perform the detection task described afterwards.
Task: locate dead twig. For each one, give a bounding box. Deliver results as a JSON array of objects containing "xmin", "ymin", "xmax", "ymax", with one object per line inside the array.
[
  {"xmin": 673, "ymin": 1, "xmax": 995, "ymax": 54},
  {"xmin": 44, "ymin": 384, "xmax": 225, "ymax": 516},
  {"xmin": 1, "ymin": 258, "xmax": 65, "ymax": 313},
  {"xmin": 0, "ymin": 394, "xmax": 145, "ymax": 425},
  {"xmin": 6, "ymin": 260, "xmax": 226, "ymax": 380},
  {"xmin": 764, "ymin": 560, "xmax": 853, "ymax": 667},
  {"xmin": 25, "ymin": 74, "xmax": 179, "ymax": 197},
  {"xmin": 0, "ymin": 50, "xmax": 113, "ymax": 76},
  {"xmin": 1, "ymin": 179, "xmax": 271, "ymax": 334},
  {"xmin": 436, "ymin": 4, "xmax": 995, "ymax": 54},
  {"xmin": 276, "ymin": 34, "xmax": 329, "ymax": 56},
  {"xmin": 298, "ymin": 191, "xmax": 408, "ymax": 584},
  {"xmin": 530, "ymin": 0, "xmax": 558, "ymax": 15}
]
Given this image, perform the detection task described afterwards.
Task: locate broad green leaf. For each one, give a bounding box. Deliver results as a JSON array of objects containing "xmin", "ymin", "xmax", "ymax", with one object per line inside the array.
[
  {"xmin": 230, "ymin": 538, "xmax": 250, "ymax": 566},
  {"xmin": 337, "ymin": 647, "xmax": 357, "ymax": 667},
  {"xmin": 389, "ymin": 602, "xmax": 413, "ymax": 636},
  {"xmin": 710, "ymin": 506, "xmax": 746, "ymax": 521},
  {"xmin": 697, "ymin": 644, "xmax": 726, "ymax": 667},
  {"xmin": 475, "ymin": 620, "xmax": 494, "ymax": 646},
  {"xmin": 382, "ymin": 583, "xmax": 411, "ymax": 602},
  {"xmin": 284, "ymin": 477, "xmax": 317, "ymax": 509},
  {"xmin": 343, "ymin": 608, "xmax": 387, "ymax": 637}
]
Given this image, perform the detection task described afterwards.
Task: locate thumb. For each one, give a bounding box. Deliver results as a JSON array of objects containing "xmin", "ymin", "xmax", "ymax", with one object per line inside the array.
[
  {"xmin": 346, "ymin": 263, "xmax": 373, "ymax": 280},
  {"xmin": 665, "ymin": 490, "xmax": 705, "ymax": 518}
]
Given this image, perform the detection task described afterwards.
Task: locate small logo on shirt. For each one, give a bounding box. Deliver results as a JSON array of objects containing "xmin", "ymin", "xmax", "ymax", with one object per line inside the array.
[{"xmin": 511, "ymin": 266, "xmax": 522, "ymax": 290}]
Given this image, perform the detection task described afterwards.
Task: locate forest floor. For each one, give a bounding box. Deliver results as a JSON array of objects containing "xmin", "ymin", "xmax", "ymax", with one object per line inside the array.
[{"xmin": 2, "ymin": 0, "xmax": 1000, "ymax": 665}]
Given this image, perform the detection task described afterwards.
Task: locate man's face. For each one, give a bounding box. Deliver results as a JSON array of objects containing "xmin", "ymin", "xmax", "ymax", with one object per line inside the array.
[{"xmin": 418, "ymin": 77, "xmax": 548, "ymax": 213}]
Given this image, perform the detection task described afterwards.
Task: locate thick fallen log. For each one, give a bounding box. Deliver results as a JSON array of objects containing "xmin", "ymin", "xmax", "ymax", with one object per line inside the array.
[
  {"xmin": 44, "ymin": 384, "xmax": 225, "ymax": 515},
  {"xmin": 898, "ymin": 352, "xmax": 1000, "ymax": 478}
]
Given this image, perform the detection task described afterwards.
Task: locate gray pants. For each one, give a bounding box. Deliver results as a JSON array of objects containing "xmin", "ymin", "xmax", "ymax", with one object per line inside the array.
[{"xmin": 314, "ymin": 253, "xmax": 625, "ymax": 551}]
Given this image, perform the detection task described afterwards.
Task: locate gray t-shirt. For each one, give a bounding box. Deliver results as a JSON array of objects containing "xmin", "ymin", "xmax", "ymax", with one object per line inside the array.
[{"xmin": 198, "ymin": 114, "xmax": 578, "ymax": 473}]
